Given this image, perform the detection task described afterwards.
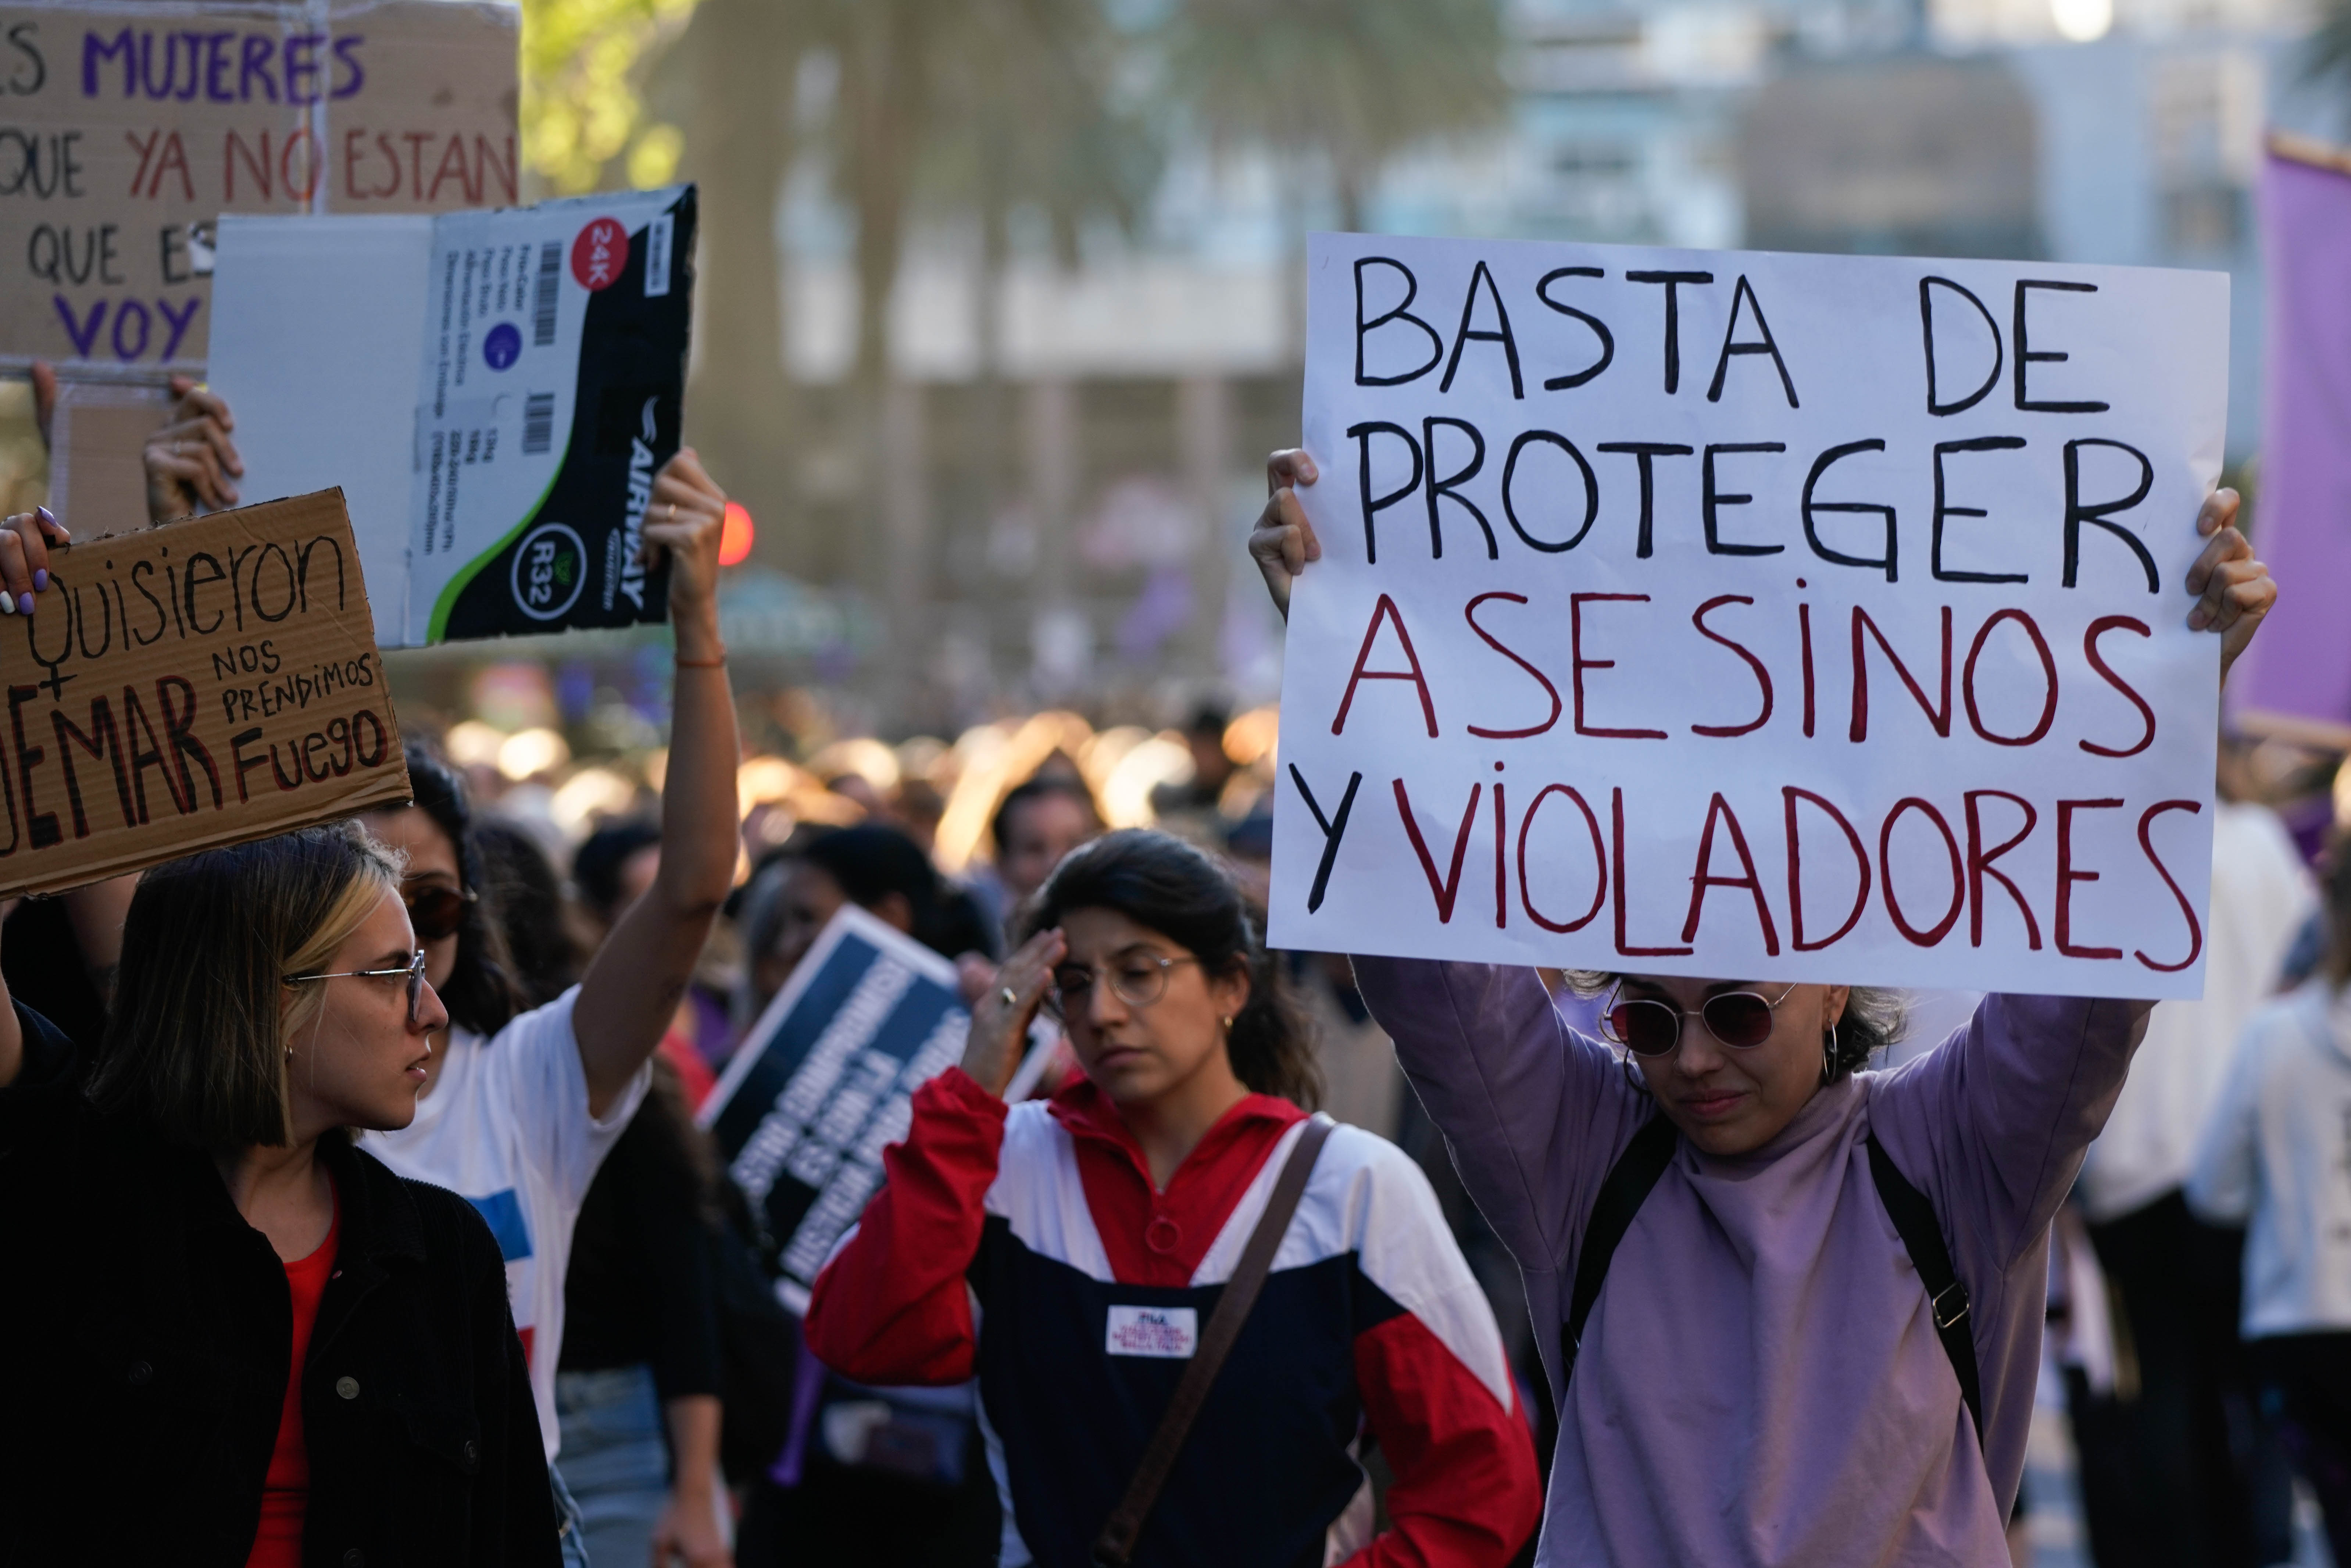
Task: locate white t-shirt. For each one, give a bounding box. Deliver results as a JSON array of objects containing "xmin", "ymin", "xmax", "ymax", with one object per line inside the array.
[
  {"xmin": 360, "ymin": 987, "xmax": 650, "ymax": 1462},
  {"xmin": 2189, "ymin": 982, "xmax": 2351, "ymax": 1337},
  {"xmin": 2077, "ymin": 800, "xmax": 2315, "ymax": 1221}
]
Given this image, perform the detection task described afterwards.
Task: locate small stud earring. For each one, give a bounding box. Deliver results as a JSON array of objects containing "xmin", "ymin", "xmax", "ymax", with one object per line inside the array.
[{"xmin": 1222, "ymin": 1015, "xmax": 1233, "ymax": 1029}]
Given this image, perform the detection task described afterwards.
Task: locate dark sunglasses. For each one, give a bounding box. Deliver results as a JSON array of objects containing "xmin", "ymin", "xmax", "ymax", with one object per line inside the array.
[
  {"xmin": 1602, "ymin": 982, "xmax": 1799, "ymax": 1057},
  {"xmin": 403, "ymin": 879, "xmax": 477, "ymax": 942}
]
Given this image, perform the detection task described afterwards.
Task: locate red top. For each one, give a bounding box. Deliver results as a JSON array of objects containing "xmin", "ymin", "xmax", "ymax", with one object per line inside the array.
[{"xmin": 245, "ymin": 1196, "xmax": 341, "ymax": 1568}]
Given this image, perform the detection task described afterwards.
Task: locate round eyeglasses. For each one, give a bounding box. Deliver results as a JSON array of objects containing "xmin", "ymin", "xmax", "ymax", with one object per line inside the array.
[
  {"xmin": 1601, "ymin": 982, "xmax": 1800, "ymax": 1057},
  {"xmin": 1044, "ymin": 950, "xmax": 1200, "ymax": 1022},
  {"xmin": 286, "ymin": 949, "xmax": 432, "ymax": 1025}
]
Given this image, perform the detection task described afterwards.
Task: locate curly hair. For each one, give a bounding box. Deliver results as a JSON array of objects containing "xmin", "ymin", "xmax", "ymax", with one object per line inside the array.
[{"xmin": 1563, "ymin": 971, "xmax": 1907, "ymax": 1079}]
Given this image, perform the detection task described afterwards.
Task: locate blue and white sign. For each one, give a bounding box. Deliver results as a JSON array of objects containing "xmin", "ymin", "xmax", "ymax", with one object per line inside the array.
[{"xmin": 702, "ymin": 905, "xmax": 1026, "ymax": 1314}]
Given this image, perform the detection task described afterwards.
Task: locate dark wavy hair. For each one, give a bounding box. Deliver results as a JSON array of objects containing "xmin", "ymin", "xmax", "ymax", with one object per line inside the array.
[
  {"xmin": 1564, "ymin": 970, "xmax": 1905, "ymax": 1079},
  {"xmin": 403, "ymin": 744, "xmax": 525, "ymax": 1037},
  {"xmin": 804, "ymin": 823, "xmax": 998, "ymax": 961},
  {"xmin": 1022, "ymin": 829, "xmax": 1320, "ymax": 1108},
  {"xmin": 474, "ymin": 819, "xmax": 580, "ymax": 1008},
  {"xmin": 989, "ymin": 776, "xmax": 1103, "ymax": 860},
  {"xmin": 573, "ymin": 818, "xmax": 662, "ymax": 925}
]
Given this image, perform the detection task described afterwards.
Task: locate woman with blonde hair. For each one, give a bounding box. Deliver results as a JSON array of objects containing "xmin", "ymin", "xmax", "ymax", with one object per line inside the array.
[{"xmin": 1, "ymin": 821, "xmax": 557, "ymax": 1567}]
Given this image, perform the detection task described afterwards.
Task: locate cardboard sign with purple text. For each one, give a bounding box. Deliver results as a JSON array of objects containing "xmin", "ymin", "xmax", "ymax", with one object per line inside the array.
[
  {"xmin": 0, "ymin": 0, "xmax": 517, "ymax": 374},
  {"xmin": 1272, "ymin": 233, "xmax": 2229, "ymax": 999}
]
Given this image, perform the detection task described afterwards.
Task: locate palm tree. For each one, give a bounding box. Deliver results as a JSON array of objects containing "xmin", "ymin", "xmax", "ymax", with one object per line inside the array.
[
  {"xmin": 2310, "ymin": 0, "xmax": 2351, "ymax": 94},
  {"xmin": 919, "ymin": 0, "xmax": 1161, "ymax": 532},
  {"xmin": 654, "ymin": 0, "xmax": 800, "ymax": 570},
  {"xmin": 1160, "ymin": 0, "xmax": 1509, "ymax": 234}
]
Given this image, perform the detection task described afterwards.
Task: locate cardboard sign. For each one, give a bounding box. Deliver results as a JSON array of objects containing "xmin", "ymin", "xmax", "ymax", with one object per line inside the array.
[
  {"xmin": 0, "ymin": 487, "xmax": 408, "ymax": 895},
  {"xmin": 1272, "ymin": 233, "xmax": 2229, "ymax": 1000},
  {"xmin": 206, "ymin": 184, "xmax": 696, "ymax": 647},
  {"xmin": 0, "ymin": 0, "xmax": 517, "ymax": 372},
  {"xmin": 701, "ymin": 906, "xmax": 1007, "ymax": 1315}
]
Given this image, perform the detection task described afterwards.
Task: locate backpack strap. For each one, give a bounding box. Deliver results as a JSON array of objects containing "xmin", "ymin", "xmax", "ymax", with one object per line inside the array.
[
  {"xmin": 1866, "ymin": 1134, "xmax": 1983, "ymax": 1446},
  {"xmin": 1091, "ymin": 1115, "xmax": 1336, "ymax": 1568},
  {"xmin": 1560, "ymin": 1112, "xmax": 1679, "ymax": 1388}
]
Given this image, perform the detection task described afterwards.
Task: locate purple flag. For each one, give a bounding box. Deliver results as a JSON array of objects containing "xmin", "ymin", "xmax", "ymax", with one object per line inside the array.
[{"xmin": 2233, "ymin": 144, "xmax": 2351, "ymax": 739}]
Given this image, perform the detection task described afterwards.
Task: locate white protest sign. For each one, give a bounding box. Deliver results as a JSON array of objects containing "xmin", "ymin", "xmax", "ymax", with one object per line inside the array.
[{"xmin": 1271, "ymin": 233, "xmax": 2229, "ymax": 1000}]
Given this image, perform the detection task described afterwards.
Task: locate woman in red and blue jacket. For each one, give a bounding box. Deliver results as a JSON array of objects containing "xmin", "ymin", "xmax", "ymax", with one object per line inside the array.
[{"xmin": 805, "ymin": 829, "xmax": 1542, "ymax": 1568}]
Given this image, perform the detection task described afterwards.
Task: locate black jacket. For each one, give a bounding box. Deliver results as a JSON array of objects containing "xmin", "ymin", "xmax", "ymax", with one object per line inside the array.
[{"xmin": 0, "ymin": 1003, "xmax": 560, "ymax": 1567}]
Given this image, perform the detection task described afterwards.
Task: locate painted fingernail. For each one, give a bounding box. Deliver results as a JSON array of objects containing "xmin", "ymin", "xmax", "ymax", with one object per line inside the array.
[
  {"xmin": 35, "ymin": 506, "xmax": 54, "ymax": 528},
  {"xmin": 2, "ymin": 593, "xmax": 17, "ymax": 616},
  {"xmin": 32, "ymin": 569, "xmax": 46, "ymax": 592},
  {"xmin": 18, "ymin": 593, "xmax": 33, "ymax": 615}
]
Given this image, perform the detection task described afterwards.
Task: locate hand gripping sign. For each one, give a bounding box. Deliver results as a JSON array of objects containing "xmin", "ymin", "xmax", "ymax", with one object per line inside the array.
[
  {"xmin": 0, "ymin": 488, "xmax": 408, "ymax": 896},
  {"xmin": 1271, "ymin": 233, "xmax": 2230, "ymax": 1000}
]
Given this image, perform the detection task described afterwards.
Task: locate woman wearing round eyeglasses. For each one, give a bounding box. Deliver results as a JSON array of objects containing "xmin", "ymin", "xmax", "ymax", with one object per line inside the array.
[
  {"xmin": 1246, "ymin": 449, "xmax": 2278, "ymax": 1568},
  {"xmin": 0, "ymin": 822, "xmax": 561, "ymax": 1566},
  {"xmin": 803, "ymin": 828, "xmax": 1542, "ymax": 1568}
]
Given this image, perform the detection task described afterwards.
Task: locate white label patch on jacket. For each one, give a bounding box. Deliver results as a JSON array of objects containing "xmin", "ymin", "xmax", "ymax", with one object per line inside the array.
[{"xmin": 1105, "ymin": 1305, "xmax": 1198, "ymax": 1358}]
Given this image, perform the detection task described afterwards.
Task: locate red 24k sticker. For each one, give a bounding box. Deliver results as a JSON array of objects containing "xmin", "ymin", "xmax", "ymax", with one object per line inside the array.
[{"xmin": 571, "ymin": 218, "xmax": 629, "ymax": 292}]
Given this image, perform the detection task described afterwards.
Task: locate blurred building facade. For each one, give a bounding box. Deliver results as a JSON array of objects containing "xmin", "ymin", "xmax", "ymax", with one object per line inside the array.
[{"xmin": 728, "ymin": 0, "xmax": 2316, "ymax": 733}]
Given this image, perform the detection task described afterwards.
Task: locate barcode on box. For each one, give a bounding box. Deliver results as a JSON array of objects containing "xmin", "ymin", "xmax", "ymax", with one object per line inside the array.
[
  {"xmin": 522, "ymin": 392, "xmax": 555, "ymax": 454},
  {"xmin": 532, "ymin": 242, "xmax": 561, "ymax": 345},
  {"xmin": 644, "ymin": 213, "xmax": 673, "ymax": 298}
]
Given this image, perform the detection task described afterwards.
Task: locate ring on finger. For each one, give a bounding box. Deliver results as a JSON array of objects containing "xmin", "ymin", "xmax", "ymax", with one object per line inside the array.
[{"xmin": 999, "ymin": 986, "xmax": 1018, "ymax": 1008}]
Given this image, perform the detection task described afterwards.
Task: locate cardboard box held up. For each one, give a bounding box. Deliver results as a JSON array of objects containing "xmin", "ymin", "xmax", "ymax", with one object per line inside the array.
[
  {"xmin": 0, "ymin": 488, "xmax": 408, "ymax": 896},
  {"xmin": 209, "ymin": 183, "xmax": 698, "ymax": 647}
]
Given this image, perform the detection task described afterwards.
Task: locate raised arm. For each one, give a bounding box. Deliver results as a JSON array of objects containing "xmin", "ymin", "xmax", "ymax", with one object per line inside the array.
[
  {"xmin": 0, "ymin": 501, "xmax": 77, "ymax": 1088},
  {"xmin": 144, "ymin": 374, "xmax": 243, "ymax": 522},
  {"xmin": 0, "ymin": 903, "xmax": 19, "ymax": 1091},
  {"xmin": 1248, "ymin": 451, "xmax": 1639, "ymax": 1266},
  {"xmin": 1354, "ymin": 957, "xmax": 1641, "ymax": 1275},
  {"xmin": 1872, "ymin": 993, "xmax": 2151, "ymax": 1271},
  {"xmin": 1875, "ymin": 487, "xmax": 2275, "ymax": 1257},
  {"xmin": 574, "ymin": 450, "xmax": 740, "ymax": 1116}
]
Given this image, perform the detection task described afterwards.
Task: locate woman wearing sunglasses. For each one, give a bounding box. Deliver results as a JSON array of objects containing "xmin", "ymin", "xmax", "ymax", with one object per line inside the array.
[
  {"xmin": 353, "ymin": 454, "xmax": 742, "ymax": 1565},
  {"xmin": 804, "ymin": 829, "xmax": 1542, "ymax": 1567},
  {"xmin": 1247, "ymin": 449, "xmax": 2277, "ymax": 1567},
  {"xmin": 0, "ymin": 822, "xmax": 560, "ymax": 1565}
]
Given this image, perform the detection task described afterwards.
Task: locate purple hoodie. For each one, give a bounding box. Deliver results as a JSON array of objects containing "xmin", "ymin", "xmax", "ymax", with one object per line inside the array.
[{"xmin": 1352, "ymin": 958, "xmax": 2148, "ymax": 1568}]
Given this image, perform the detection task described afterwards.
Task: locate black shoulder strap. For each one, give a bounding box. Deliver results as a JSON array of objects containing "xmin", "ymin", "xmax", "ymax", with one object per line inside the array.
[
  {"xmin": 1091, "ymin": 1115, "xmax": 1335, "ymax": 1568},
  {"xmin": 1560, "ymin": 1112, "xmax": 1678, "ymax": 1386},
  {"xmin": 1866, "ymin": 1134, "xmax": 1983, "ymax": 1445}
]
